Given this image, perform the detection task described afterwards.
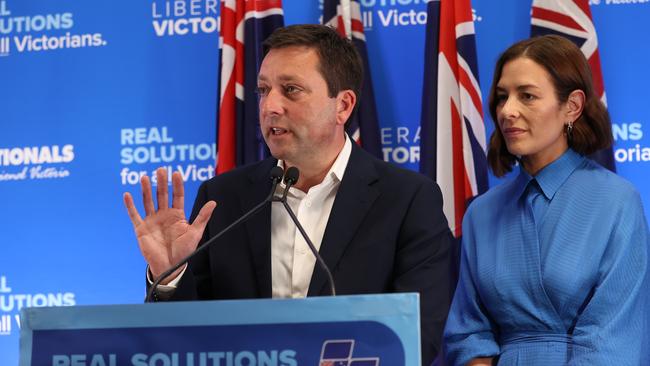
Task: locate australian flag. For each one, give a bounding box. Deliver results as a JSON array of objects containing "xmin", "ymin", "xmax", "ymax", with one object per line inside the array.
[
  {"xmin": 216, "ymin": 0, "xmax": 284, "ymax": 173},
  {"xmin": 419, "ymin": 0, "xmax": 488, "ymax": 239},
  {"xmin": 322, "ymin": 0, "xmax": 382, "ymax": 158},
  {"xmin": 531, "ymin": 0, "xmax": 616, "ymax": 172}
]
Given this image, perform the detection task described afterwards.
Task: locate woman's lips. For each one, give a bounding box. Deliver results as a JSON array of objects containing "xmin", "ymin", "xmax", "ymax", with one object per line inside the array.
[{"xmin": 503, "ymin": 127, "xmax": 526, "ymax": 137}]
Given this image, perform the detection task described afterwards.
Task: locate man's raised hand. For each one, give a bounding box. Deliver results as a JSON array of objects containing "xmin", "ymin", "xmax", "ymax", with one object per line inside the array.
[{"xmin": 123, "ymin": 167, "xmax": 216, "ymax": 284}]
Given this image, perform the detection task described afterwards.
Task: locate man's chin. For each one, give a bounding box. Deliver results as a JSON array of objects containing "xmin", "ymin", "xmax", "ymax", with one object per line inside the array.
[{"xmin": 268, "ymin": 149, "xmax": 292, "ymax": 162}]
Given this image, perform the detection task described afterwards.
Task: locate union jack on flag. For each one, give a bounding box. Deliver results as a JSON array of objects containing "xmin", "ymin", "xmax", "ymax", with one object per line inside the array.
[
  {"xmin": 322, "ymin": 0, "xmax": 382, "ymax": 158},
  {"xmin": 216, "ymin": 0, "xmax": 284, "ymax": 174},
  {"xmin": 531, "ymin": 0, "xmax": 616, "ymax": 172},
  {"xmin": 419, "ymin": 0, "xmax": 488, "ymax": 239}
]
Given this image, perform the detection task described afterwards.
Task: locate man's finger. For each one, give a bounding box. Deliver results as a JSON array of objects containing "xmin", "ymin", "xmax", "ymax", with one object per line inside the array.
[
  {"xmin": 141, "ymin": 175, "xmax": 155, "ymax": 216},
  {"xmin": 156, "ymin": 167, "xmax": 169, "ymax": 210},
  {"xmin": 190, "ymin": 201, "xmax": 217, "ymax": 233},
  {"xmin": 171, "ymin": 171, "xmax": 184, "ymax": 210},
  {"xmin": 123, "ymin": 192, "xmax": 144, "ymax": 227}
]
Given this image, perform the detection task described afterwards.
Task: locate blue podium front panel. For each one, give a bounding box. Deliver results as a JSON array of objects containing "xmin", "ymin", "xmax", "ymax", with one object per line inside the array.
[{"xmin": 20, "ymin": 293, "xmax": 420, "ymax": 366}]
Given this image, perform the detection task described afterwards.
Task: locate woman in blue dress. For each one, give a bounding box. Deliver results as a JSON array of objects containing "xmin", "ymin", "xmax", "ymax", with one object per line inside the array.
[{"xmin": 444, "ymin": 35, "xmax": 649, "ymax": 365}]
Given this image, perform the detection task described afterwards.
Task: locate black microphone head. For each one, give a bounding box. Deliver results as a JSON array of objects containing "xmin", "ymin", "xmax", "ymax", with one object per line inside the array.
[
  {"xmin": 284, "ymin": 166, "xmax": 300, "ymax": 185},
  {"xmin": 269, "ymin": 166, "xmax": 284, "ymax": 183}
]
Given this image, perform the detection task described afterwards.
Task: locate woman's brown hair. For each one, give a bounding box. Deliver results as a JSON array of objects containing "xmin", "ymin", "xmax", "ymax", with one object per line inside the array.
[{"xmin": 487, "ymin": 35, "xmax": 613, "ymax": 177}]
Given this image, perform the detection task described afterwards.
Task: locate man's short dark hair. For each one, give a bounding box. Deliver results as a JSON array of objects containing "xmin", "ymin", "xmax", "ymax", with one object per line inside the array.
[{"xmin": 262, "ymin": 24, "xmax": 363, "ymax": 101}]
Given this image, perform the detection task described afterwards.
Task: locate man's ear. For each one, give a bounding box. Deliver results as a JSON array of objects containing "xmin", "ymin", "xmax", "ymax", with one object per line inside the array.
[{"xmin": 336, "ymin": 90, "xmax": 356, "ymax": 126}]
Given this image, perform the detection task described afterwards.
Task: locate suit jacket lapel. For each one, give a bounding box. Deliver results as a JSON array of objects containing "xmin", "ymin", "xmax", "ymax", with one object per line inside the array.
[
  {"xmin": 307, "ymin": 144, "xmax": 380, "ymax": 296},
  {"xmin": 241, "ymin": 159, "xmax": 277, "ymax": 298}
]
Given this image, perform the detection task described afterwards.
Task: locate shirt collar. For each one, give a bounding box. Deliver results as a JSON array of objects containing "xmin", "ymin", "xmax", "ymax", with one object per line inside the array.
[
  {"xmin": 515, "ymin": 149, "xmax": 585, "ymax": 200},
  {"xmin": 276, "ymin": 133, "xmax": 352, "ymax": 188},
  {"xmin": 328, "ymin": 133, "xmax": 352, "ymax": 183}
]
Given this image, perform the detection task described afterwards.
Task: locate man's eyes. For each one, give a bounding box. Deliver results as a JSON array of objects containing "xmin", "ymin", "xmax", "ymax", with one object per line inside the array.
[
  {"xmin": 256, "ymin": 86, "xmax": 269, "ymax": 96},
  {"xmin": 255, "ymin": 84, "xmax": 303, "ymax": 96}
]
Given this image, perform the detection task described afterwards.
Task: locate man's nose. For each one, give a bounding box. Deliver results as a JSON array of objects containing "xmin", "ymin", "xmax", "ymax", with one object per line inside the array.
[{"xmin": 260, "ymin": 89, "xmax": 284, "ymax": 116}]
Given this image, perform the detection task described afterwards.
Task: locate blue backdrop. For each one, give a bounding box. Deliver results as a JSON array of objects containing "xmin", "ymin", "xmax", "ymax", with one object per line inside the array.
[{"xmin": 1, "ymin": 0, "xmax": 649, "ymax": 363}]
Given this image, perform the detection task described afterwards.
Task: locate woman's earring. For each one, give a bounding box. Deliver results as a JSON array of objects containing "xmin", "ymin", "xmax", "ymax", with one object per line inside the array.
[{"xmin": 565, "ymin": 121, "xmax": 574, "ymax": 140}]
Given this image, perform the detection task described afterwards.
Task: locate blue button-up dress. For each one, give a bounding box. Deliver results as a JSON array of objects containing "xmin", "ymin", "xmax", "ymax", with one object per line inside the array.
[{"xmin": 444, "ymin": 149, "xmax": 649, "ymax": 365}]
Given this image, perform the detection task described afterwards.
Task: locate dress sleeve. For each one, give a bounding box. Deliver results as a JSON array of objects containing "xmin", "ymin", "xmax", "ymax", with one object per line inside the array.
[
  {"xmin": 568, "ymin": 190, "xmax": 650, "ymax": 365},
  {"xmin": 444, "ymin": 208, "xmax": 500, "ymax": 366}
]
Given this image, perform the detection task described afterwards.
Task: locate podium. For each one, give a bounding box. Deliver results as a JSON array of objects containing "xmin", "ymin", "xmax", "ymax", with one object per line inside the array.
[{"xmin": 20, "ymin": 293, "xmax": 421, "ymax": 365}]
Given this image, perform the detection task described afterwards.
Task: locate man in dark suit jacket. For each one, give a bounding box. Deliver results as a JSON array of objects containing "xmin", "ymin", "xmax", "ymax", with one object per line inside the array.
[{"xmin": 124, "ymin": 24, "xmax": 453, "ymax": 365}]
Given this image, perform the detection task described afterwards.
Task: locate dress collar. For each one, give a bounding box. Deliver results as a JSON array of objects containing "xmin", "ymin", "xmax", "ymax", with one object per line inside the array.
[{"xmin": 515, "ymin": 149, "xmax": 585, "ymax": 200}]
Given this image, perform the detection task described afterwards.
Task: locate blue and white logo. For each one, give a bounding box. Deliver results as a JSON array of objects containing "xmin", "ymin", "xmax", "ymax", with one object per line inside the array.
[{"xmin": 319, "ymin": 340, "xmax": 380, "ymax": 366}]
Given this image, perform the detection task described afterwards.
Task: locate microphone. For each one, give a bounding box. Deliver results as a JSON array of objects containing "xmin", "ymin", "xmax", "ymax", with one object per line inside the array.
[
  {"xmin": 146, "ymin": 165, "xmax": 285, "ymax": 302},
  {"xmin": 275, "ymin": 166, "xmax": 337, "ymax": 296}
]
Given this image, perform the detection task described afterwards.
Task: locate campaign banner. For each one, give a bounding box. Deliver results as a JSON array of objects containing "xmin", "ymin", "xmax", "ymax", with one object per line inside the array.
[
  {"xmin": 2, "ymin": 0, "xmax": 649, "ymax": 364},
  {"xmin": 19, "ymin": 294, "xmax": 420, "ymax": 366}
]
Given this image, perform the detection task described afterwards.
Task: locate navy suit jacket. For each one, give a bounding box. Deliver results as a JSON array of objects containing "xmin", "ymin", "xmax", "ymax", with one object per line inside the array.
[{"xmin": 167, "ymin": 143, "xmax": 453, "ymax": 365}]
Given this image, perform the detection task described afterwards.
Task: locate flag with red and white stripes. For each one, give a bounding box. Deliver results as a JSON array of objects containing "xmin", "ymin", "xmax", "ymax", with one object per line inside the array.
[
  {"xmin": 420, "ymin": 0, "xmax": 488, "ymax": 238},
  {"xmin": 531, "ymin": 0, "xmax": 616, "ymax": 171},
  {"xmin": 322, "ymin": 0, "xmax": 382, "ymax": 158},
  {"xmin": 217, "ymin": 0, "xmax": 284, "ymax": 174}
]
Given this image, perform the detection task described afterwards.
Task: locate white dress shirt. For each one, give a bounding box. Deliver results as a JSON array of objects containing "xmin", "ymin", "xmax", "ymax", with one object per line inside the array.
[{"xmin": 271, "ymin": 136, "xmax": 351, "ymax": 298}]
